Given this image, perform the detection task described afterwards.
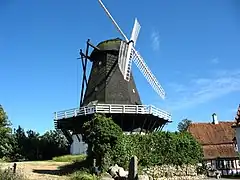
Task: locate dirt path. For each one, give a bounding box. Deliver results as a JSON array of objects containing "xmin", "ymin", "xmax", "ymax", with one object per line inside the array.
[{"xmin": 0, "ymin": 161, "xmax": 70, "ymax": 180}]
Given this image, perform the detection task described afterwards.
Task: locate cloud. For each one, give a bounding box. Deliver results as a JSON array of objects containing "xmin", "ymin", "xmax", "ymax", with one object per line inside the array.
[
  {"xmin": 167, "ymin": 83, "xmax": 188, "ymax": 93},
  {"xmin": 210, "ymin": 57, "xmax": 219, "ymax": 64},
  {"xmin": 150, "ymin": 30, "xmax": 160, "ymax": 51},
  {"xmin": 166, "ymin": 69, "xmax": 240, "ymax": 111}
]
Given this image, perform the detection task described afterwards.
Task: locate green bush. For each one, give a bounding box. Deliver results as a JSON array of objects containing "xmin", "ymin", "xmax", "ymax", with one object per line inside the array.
[
  {"xmin": 0, "ymin": 168, "xmax": 27, "ymax": 180},
  {"xmin": 110, "ymin": 131, "xmax": 203, "ymax": 169},
  {"xmin": 82, "ymin": 114, "xmax": 123, "ymax": 169},
  {"xmin": 0, "ymin": 158, "xmax": 6, "ymax": 163},
  {"xmin": 70, "ymin": 170, "xmax": 97, "ymax": 180},
  {"xmin": 52, "ymin": 154, "xmax": 86, "ymax": 162},
  {"xmin": 82, "ymin": 114, "xmax": 203, "ymax": 170}
]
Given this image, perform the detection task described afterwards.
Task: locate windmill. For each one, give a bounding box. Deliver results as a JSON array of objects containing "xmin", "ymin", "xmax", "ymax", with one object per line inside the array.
[{"xmin": 54, "ymin": 0, "xmax": 171, "ymax": 155}]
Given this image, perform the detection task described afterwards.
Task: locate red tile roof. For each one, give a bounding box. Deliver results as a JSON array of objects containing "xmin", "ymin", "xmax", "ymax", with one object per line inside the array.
[
  {"xmin": 203, "ymin": 144, "xmax": 237, "ymax": 160},
  {"xmin": 188, "ymin": 121, "xmax": 237, "ymax": 159},
  {"xmin": 188, "ymin": 121, "xmax": 235, "ymax": 145}
]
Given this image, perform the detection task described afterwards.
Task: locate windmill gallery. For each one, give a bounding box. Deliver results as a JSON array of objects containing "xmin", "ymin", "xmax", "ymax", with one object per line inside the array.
[{"xmin": 54, "ymin": 0, "xmax": 172, "ymax": 154}]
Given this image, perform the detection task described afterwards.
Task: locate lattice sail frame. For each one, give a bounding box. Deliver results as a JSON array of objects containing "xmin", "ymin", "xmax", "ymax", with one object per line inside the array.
[
  {"xmin": 118, "ymin": 19, "xmax": 140, "ymax": 81},
  {"xmin": 98, "ymin": 0, "xmax": 166, "ymax": 99}
]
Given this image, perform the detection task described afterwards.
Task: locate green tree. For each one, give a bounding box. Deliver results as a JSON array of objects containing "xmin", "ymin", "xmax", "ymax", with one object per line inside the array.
[
  {"xmin": 177, "ymin": 118, "xmax": 192, "ymax": 132},
  {"xmin": 25, "ymin": 130, "xmax": 41, "ymax": 160},
  {"xmin": 0, "ymin": 105, "xmax": 12, "ymax": 158},
  {"xmin": 9, "ymin": 127, "xmax": 69, "ymax": 161},
  {"xmin": 0, "ymin": 105, "xmax": 70, "ymax": 161},
  {"xmin": 82, "ymin": 114, "xmax": 123, "ymax": 169},
  {"xmin": 40, "ymin": 130, "xmax": 69, "ymax": 160},
  {"xmin": 9, "ymin": 126, "xmax": 27, "ymax": 161}
]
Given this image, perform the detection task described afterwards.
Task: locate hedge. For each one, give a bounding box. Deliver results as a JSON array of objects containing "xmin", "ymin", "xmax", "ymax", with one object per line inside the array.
[
  {"xmin": 109, "ymin": 132, "xmax": 203, "ymax": 169},
  {"xmin": 82, "ymin": 114, "xmax": 203, "ymax": 170}
]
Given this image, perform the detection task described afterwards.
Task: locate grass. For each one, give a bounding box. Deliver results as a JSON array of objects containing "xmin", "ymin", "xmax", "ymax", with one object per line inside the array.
[
  {"xmin": 0, "ymin": 155, "xmax": 92, "ymax": 180},
  {"xmin": 0, "ymin": 168, "xmax": 27, "ymax": 180},
  {"xmin": 52, "ymin": 154, "xmax": 87, "ymax": 163},
  {"xmin": 30, "ymin": 157, "xmax": 95, "ymax": 179},
  {"xmin": 69, "ymin": 171, "xmax": 97, "ymax": 180}
]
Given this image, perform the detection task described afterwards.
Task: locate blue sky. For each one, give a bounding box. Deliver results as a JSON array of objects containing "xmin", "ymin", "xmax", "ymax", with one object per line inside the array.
[{"xmin": 0, "ymin": 0, "xmax": 239, "ymax": 133}]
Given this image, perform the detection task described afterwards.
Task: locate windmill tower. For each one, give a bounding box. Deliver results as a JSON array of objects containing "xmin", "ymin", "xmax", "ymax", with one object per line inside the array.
[{"xmin": 54, "ymin": 0, "xmax": 172, "ymax": 155}]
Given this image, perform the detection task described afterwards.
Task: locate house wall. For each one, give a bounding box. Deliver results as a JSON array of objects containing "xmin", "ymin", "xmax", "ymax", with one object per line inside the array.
[
  {"xmin": 235, "ymin": 128, "xmax": 240, "ymax": 152},
  {"xmin": 206, "ymin": 159, "xmax": 240, "ymax": 175}
]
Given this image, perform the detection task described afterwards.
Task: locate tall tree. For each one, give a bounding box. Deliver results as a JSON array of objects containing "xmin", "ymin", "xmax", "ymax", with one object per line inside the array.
[
  {"xmin": 10, "ymin": 127, "xmax": 69, "ymax": 161},
  {"xmin": 177, "ymin": 118, "xmax": 192, "ymax": 132},
  {"xmin": 0, "ymin": 105, "xmax": 12, "ymax": 158},
  {"xmin": 40, "ymin": 130, "xmax": 69, "ymax": 160},
  {"xmin": 25, "ymin": 130, "xmax": 41, "ymax": 160},
  {"xmin": 9, "ymin": 126, "xmax": 27, "ymax": 161},
  {"xmin": 82, "ymin": 114, "xmax": 123, "ymax": 168}
]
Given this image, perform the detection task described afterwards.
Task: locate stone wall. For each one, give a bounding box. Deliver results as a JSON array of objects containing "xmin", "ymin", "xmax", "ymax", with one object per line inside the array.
[{"xmin": 142, "ymin": 165, "xmax": 206, "ymax": 180}]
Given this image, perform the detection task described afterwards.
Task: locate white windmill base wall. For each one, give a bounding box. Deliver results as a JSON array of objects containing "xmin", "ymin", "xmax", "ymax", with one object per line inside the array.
[{"xmin": 70, "ymin": 134, "xmax": 88, "ymax": 155}]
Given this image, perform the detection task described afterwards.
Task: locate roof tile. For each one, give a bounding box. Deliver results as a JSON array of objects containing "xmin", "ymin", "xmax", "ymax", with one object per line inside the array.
[
  {"xmin": 203, "ymin": 144, "xmax": 237, "ymax": 159},
  {"xmin": 188, "ymin": 121, "xmax": 235, "ymax": 145},
  {"xmin": 188, "ymin": 121, "xmax": 237, "ymax": 159}
]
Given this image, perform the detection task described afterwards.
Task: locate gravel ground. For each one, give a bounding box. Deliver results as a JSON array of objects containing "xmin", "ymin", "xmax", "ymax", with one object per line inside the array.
[
  {"xmin": 0, "ymin": 161, "xmax": 69, "ymax": 180},
  {"xmin": 1, "ymin": 162, "xmax": 237, "ymax": 180}
]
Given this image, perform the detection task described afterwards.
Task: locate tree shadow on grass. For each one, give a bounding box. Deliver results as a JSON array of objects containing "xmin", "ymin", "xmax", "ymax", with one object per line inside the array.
[{"xmin": 32, "ymin": 159, "xmax": 92, "ymax": 176}]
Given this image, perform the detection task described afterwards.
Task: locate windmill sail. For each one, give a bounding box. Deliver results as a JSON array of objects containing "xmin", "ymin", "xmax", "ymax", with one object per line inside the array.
[
  {"xmin": 98, "ymin": 0, "xmax": 133, "ymax": 81},
  {"xmin": 118, "ymin": 19, "xmax": 140, "ymax": 81},
  {"xmin": 118, "ymin": 41, "xmax": 129, "ymax": 76},
  {"xmin": 132, "ymin": 48, "xmax": 166, "ymax": 99},
  {"xmin": 98, "ymin": 0, "xmax": 166, "ymax": 99},
  {"xmin": 98, "ymin": 0, "xmax": 128, "ymax": 41},
  {"xmin": 130, "ymin": 18, "xmax": 141, "ymax": 46},
  {"xmin": 118, "ymin": 42, "xmax": 133, "ymax": 81}
]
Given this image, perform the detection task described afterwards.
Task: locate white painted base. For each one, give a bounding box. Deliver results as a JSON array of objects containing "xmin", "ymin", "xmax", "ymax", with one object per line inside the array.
[{"xmin": 70, "ymin": 134, "xmax": 88, "ymax": 155}]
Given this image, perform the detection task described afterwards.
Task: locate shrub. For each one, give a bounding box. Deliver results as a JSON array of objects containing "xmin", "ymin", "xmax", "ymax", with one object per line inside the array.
[
  {"xmin": 70, "ymin": 170, "xmax": 97, "ymax": 180},
  {"xmin": 52, "ymin": 154, "xmax": 86, "ymax": 162},
  {"xmin": 82, "ymin": 114, "xmax": 203, "ymax": 170},
  {"xmin": 110, "ymin": 131, "xmax": 203, "ymax": 168},
  {"xmin": 82, "ymin": 114, "xmax": 123, "ymax": 169}
]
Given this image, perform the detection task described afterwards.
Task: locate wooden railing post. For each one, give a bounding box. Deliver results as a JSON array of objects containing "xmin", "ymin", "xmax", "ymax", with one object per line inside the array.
[
  {"xmin": 109, "ymin": 104, "xmax": 111, "ymax": 113},
  {"xmin": 149, "ymin": 105, "xmax": 152, "ymax": 114}
]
